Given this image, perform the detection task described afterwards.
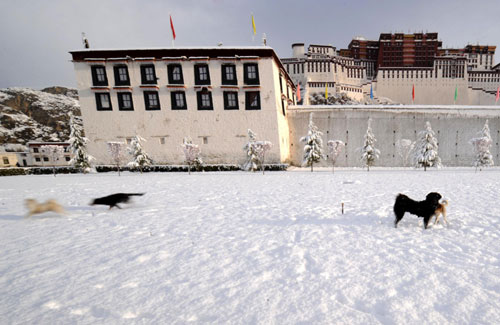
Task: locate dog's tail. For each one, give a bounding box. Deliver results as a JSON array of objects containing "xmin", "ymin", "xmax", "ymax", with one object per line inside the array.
[
  {"xmin": 440, "ymin": 199, "xmax": 448, "ymax": 207},
  {"xmin": 125, "ymin": 193, "xmax": 145, "ymax": 196}
]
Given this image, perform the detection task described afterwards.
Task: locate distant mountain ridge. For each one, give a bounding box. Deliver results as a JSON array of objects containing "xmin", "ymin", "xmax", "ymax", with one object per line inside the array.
[{"xmin": 0, "ymin": 87, "xmax": 81, "ymax": 144}]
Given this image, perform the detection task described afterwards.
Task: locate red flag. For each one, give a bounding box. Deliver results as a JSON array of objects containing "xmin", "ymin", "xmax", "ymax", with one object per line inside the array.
[
  {"xmin": 296, "ymin": 83, "xmax": 301, "ymax": 102},
  {"xmin": 496, "ymin": 86, "xmax": 499, "ymax": 103},
  {"xmin": 412, "ymin": 84, "xmax": 415, "ymax": 102},
  {"xmin": 170, "ymin": 15, "xmax": 176, "ymax": 40}
]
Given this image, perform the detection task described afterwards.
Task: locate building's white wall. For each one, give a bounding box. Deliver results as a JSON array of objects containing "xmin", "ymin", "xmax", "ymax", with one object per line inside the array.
[{"xmin": 74, "ymin": 55, "xmax": 291, "ymax": 165}]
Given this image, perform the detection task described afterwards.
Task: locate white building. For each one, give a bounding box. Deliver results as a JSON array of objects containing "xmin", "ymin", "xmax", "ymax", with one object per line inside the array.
[
  {"xmin": 70, "ymin": 47, "xmax": 296, "ymax": 165},
  {"xmin": 282, "ymin": 42, "xmax": 500, "ymax": 105},
  {"xmin": 28, "ymin": 142, "xmax": 72, "ymax": 167}
]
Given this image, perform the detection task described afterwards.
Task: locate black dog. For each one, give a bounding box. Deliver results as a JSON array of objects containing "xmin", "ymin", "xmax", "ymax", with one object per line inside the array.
[
  {"xmin": 91, "ymin": 193, "xmax": 144, "ymax": 209},
  {"xmin": 394, "ymin": 192, "xmax": 442, "ymax": 229}
]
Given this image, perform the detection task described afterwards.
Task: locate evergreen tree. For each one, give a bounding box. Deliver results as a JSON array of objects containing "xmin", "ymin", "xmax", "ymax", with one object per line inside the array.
[
  {"xmin": 300, "ymin": 113, "xmax": 325, "ymax": 172},
  {"xmin": 327, "ymin": 140, "xmax": 345, "ymax": 173},
  {"xmin": 413, "ymin": 121, "xmax": 441, "ymax": 171},
  {"xmin": 243, "ymin": 129, "xmax": 260, "ymax": 171},
  {"xmin": 68, "ymin": 115, "xmax": 94, "ymax": 173},
  {"xmin": 360, "ymin": 118, "xmax": 380, "ymax": 171},
  {"xmin": 469, "ymin": 119, "xmax": 494, "ymax": 171},
  {"xmin": 127, "ymin": 135, "xmax": 153, "ymax": 173},
  {"xmin": 181, "ymin": 137, "xmax": 203, "ymax": 174}
]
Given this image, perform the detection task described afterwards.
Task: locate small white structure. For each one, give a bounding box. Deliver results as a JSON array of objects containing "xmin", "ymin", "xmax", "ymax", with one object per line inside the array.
[
  {"xmin": 70, "ymin": 47, "xmax": 296, "ymax": 165},
  {"xmin": 27, "ymin": 142, "xmax": 72, "ymax": 167}
]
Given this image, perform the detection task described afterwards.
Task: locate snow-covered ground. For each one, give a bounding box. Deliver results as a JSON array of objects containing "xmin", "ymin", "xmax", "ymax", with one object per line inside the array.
[{"xmin": 1, "ymin": 168, "xmax": 500, "ymax": 324}]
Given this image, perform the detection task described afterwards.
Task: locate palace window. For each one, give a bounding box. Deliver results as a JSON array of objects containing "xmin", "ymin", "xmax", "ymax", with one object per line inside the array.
[
  {"xmin": 95, "ymin": 93, "xmax": 112, "ymax": 111},
  {"xmin": 168, "ymin": 64, "xmax": 184, "ymax": 84},
  {"xmin": 117, "ymin": 92, "xmax": 134, "ymax": 111},
  {"xmin": 2, "ymin": 157, "xmax": 9, "ymax": 165},
  {"xmin": 221, "ymin": 64, "xmax": 237, "ymax": 85},
  {"xmin": 244, "ymin": 63, "xmax": 260, "ymax": 85},
  {"xmin": 91, "ymin": 66, "xmax": 108, "ymax": 86},
  {"xmin": 245, "ymin": 91, "xmax": 261, "ymax": 110},
  {"xmin": 144, "ymin": 91, "xmax": 160, "ymax": 110},
  {"xmin": 171, "ymin": 91, "xmax": 187, "ymax": 110},
  {"xmin": 141, "ymin": 65, "xmax": 157, "ymax": 84},
  {"xmin": 197, "ymin": 90, "xmax": 213, "ymax": 110},
  {"xmin": 113, "ymin": 65, "xmax": 130, "ymax": 86},
  {"xmin": 223, "ymin": 91, "xmax": 239, "ymax": 110},
  {"xmin": 195, "ymin": 64, "xmax": 211, "ymax": 85}
]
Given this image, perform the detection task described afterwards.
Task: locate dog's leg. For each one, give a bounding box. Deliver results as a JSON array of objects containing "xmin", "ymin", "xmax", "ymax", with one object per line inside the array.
[
  {"xmin": 442, "ymin": 209, "xmax": 448, "ymax": 225},
  {"xmin": 424, "ymin": 215, "xmax": 432, "ymax": 229},
  {"xmin": 394, "ymin": 211, "xmax": 404, "ymax": 228},
  {"xmin": 434, "ymin": 212, "xmax": 440, "ymax": 225}
]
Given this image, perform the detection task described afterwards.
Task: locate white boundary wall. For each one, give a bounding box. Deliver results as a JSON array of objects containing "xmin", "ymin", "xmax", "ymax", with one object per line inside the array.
[{"xmin": 288, "ymin": 105, "xmax": 500, "ymax": 167}]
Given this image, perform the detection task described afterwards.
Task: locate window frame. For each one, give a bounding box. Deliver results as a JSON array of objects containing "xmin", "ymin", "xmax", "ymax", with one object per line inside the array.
[
  {"xmin": 244, "ymin": 63, "xmax": 260, "ymax": 85},
  {"xmin": 197, "ymin": 90, "xmax": 213, "ymax": 110},
  {"xmin": 171, "ymin": 91, "xmax": 187, "ymax": 110},
  {"xmin": 245, "ymin": 91, "xmax": 261, "ymax": 110},
  {"xmin": 113, "ymin": 65, "xmax": 130, "ymax": 86},
  {"xmin": 117, "ymin": 92, "xmax": 134, "ymax": 111},
  {"xmin": 91, "ymin": 65, "xmax": 108, "ymax": 86},
  {"xmin": 221, "ymin": 64, "xmax": 237, "ymax": 85},
  {"xmin": 194, "ymin": 64, "xmax": 211, "ymax": 85},
  {"xmin": 95, "ymin": 93, "xmax": 112, "ymax": 111},
  {"xmin": 143, "ymin": 91, "xmax": 161, "ymax": 110},
  {"xmin": 223, "ymin": 91, "xmax": 239, "ymax": 110},
  {"xmin": 167, "ymin": 64, "xmax": 184, "ymax": 84},
  {"xmin": 140, "ymin": 64, "xmax": 157, "ymax": 85}
]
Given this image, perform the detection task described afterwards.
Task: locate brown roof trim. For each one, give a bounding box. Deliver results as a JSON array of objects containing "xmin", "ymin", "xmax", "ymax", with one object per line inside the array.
[{"xmin": 70, "ymin": 47, "xmax": 295, "ymax": 91}]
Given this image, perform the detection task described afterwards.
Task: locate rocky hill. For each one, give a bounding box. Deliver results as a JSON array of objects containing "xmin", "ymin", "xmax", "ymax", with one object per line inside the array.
[{"xmin": 0, "ymin": 87, "xmax": 81, "ymax": 144}]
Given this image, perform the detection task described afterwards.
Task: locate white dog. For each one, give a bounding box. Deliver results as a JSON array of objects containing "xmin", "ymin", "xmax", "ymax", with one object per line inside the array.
[{"xmin": 25, "ymin": 199, "xmax": 66, "ymax": 217}]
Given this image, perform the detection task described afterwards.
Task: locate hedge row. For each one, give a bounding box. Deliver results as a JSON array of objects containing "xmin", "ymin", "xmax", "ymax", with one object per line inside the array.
[{"xmin": 0, "ymin": 164, "xmax": 288, "ymax": 176}]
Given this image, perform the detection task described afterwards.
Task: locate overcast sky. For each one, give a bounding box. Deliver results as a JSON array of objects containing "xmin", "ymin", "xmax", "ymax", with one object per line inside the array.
[{"xmin": 1, "ymin": 0, "xmax": 498, "ymax": 89}]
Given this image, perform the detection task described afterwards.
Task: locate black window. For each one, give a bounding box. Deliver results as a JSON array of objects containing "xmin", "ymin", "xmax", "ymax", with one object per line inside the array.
[
  {"xmin": 95, "ymin": 93, "xmax": 112, "ymax": 111},
  {"xmin": 244, "ymin": 63, "xmax": 259, "ymax": 85},
  {"xmin": 197, "ymin": 90, "xmax": 213, "ymax": 110},
  {"xmin": 35, "ymin": 157, "xmax": 41, "ymax": 162},
  {"xmin": 117, "ymin": 92, "xmax": 134, "ymax": 111},
  {"xmin": 33, "ymin": 148, "xmax": 39, "ymax": 153},
  {"xmin": 91, "ymin": 66, "xmax": 108, "ymax": 86},
  {"xmin": 141, "ymin": 65, "xmax": 157, "ymax": 84},
  {"xmin": 171, "ymin": 91, "xmax": 187, "ymax": 110},
  {"xmin": 245, "ymin": 91, "xmax": 261, "ymax": 110},
  {"xmin": 65, "ymin": 156, "xmax": 71, "ymax": 161},
  {"xmin": 222, "ymin": 64, "xmax": 237, "ymax": 85},
  {"xmin": 3, "ymin": 157, "xmax": 9, "ymax": 164},
  {"xmin": 168, "ymin": 64, "xmax": 184, "ymax": 84},
  {"xmin": 43, "ymin": 157, "xmax": 49, "ymax": 162},
  {"xmin": 113, "ymin": 65, "xmax": 130, "ymax": 86},
  {"xmin": 223, "ymin": 91, "xmax": 239, "ymax": 110},
  {"xmin": 194, "ymin": 64, "xmax": 210, "ymax": 85},
  {"xmin": 144, "ymin": 91, "xmax": 160, "ymax": 110}
]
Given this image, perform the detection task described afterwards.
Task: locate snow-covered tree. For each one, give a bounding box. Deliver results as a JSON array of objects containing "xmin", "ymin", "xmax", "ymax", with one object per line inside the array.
[
  {"xmin": 254, "ymin": 140, "xmax": 272, "ymax": 174},
  {"xmin": 327, "ymin": 140, "xmax": 345, "ymax": 173},
  {"xmin": 107, "ymin": 141, "xmax": 127, "ymax": 176},
  {"xmin": 243, "ymin": 129, "xmax": 260, "ymax": 172},
  {"xmin": 413, "ymin": 121, "xmax": 441, "ymax": 171},
  {"xmin": 469, "ymin": 120, "xmax": 494, "ymax": 171},
  {"xmin": 40, "ymin": 145, "xmax": 65, "ymax": 177},
  {"xmin": 360, "ymin": 118, "xmax": 380, "ymax": 171},
  {"xmin": 127, "ymin": 135, "xmax": 153, "ymax": 174},
  {"xmin": 300, "ymin": 113, "xmax": 325, "ymax": 172},
  {"xmin": 181, "ymin": 137, "xmax": 203, "ymax": 174},
  {"xmin": 395, "ymin": 139, "xmax": 414, "ymax": 167},
  {"xmin": 68, "ymin": 115, "xmax": 94, "ymax": 173}
]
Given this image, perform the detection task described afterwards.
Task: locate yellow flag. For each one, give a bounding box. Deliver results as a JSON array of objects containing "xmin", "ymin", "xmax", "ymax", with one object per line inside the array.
[
  {"xmin": 325, "ymin": 83, "xmax": 328, "ymax": 99},
  {"xmin": 251, "ymin": 14, "xmax": 256, "ymax": 35}
]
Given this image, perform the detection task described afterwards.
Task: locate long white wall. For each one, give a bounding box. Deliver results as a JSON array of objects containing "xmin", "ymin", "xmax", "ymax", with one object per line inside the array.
[{"xmin": 287, "ymin": 105, "xmax": 500, "ymax": 167}]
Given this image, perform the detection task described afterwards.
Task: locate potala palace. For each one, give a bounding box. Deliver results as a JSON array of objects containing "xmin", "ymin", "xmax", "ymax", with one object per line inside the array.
[{"xmin": 68, "ymin": 32, "xmax": 500, "ymax": 168}]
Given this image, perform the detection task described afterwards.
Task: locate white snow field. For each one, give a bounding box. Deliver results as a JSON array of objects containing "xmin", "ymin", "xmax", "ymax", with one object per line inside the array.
[{"xmin": 1, "ymin": 168, "xmax": 500, "ymax": 324}]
